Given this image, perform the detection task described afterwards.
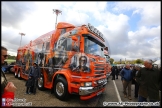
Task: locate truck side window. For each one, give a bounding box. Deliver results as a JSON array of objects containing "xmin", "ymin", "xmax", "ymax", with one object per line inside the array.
[
  {"xmin": 60, "ymin": 28, "xmax": 66, "ymax": 35},
  {"xmin": 61, "ymin": 38, "xmax": 71, "ymax": 51},
  {"xmin": 71, "ymin": 36, "xmax": 80, "ymax": 52},
  {"xmin": 67, "ymin": 38, "xmax": 72, "ymax": 51},
  {"xmin": 60, "ymin": 39, "xmax": 67, "ymax": 50},
  {"xmin": 57, "ymin": 38, "xmax": 72, "ymax": 51}
]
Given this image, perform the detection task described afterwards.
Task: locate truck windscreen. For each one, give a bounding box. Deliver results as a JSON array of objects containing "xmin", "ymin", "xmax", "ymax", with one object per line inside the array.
[{"xmin": 83, "ymin": 34, "xmax": 105, "ymax": 57}]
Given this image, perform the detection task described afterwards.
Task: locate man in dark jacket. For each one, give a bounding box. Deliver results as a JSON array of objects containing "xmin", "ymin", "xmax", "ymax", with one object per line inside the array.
[
  {"xmin": 115, "ymin": 67, "xmax": 119, "ymax": 79},
  {"xmin": 135, "ymin": 59, "xmax": 161, "ymax": 104},
  {"xmin": 29, "ymin": 62, "xmax": 41, "ymax": 95},
  {"xmin": 120, "ymin": 64, "xmax": 133, "ymax": 100},
  {"xmin": 111, "ymin": 66, "xmax": 116, "ymax": 80}
]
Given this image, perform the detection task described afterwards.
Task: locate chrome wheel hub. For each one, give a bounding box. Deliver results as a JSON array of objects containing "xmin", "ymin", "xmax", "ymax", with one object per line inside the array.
[{"xmin": 56, "ymin": 82, "xmax": 64, "ymax": 96}]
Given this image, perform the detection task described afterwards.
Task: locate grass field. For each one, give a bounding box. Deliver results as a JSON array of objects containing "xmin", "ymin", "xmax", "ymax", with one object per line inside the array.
[{"xmin": 5, "ymin": 59, "xmax": 16, "ymax": 64}]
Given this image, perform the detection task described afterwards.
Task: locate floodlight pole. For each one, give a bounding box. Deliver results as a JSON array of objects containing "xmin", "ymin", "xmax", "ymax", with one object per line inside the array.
[
  {"xmin": 53, "ymin": 9, "xmax": 62, "ymax": 29},
  {"xmin": 19, "ymin": 32, "xmax": 25, "ymax": 47}
]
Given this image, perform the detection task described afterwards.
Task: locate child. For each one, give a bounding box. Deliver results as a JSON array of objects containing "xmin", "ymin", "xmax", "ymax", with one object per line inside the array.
[{"xmin": 25, "ymin": 76, "xmax": 34, "ymax": 94}]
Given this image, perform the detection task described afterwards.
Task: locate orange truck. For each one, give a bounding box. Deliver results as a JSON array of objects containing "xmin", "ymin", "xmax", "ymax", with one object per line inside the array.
[{"xmin": 14, "ymin": 22, "xmax": 108, "ymax": 101}]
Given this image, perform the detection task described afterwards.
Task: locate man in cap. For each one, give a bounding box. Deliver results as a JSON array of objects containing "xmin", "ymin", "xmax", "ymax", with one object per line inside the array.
[{"xmin": 29, "ymin": 62, "xmax": 41, "ymax": 95}]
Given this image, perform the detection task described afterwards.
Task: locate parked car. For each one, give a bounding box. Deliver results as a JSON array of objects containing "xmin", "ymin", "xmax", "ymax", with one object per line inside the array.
[
  {"xmin": 2, "ymin": 61, "xmax": 16, "ymax": 73},
  {"xmin": 2, "ymin": 61, "xmax": 8, "ymax": 73},
  {"xmin": 7, "ymin": 62, "xmax": 16, "ymax": 73}
]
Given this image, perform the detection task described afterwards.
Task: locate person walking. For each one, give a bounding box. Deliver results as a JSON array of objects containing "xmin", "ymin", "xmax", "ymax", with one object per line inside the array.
[
  {"xmin": 1, "ymin": 46, "xmax": 17, "ymax": 106},
  {"xmin": 132, "ymin": 65, "xmax": 140, "ymax": 98},
  {"xmin": 111, "ymin": 66, "xmax": 116, "ymax": 80},
  {"xmin": 25, "ymin": 75, "xmax": 34, "ymax": 94},
  {"xmin": 120, "ymin": 64, "xmax": 133, "ymax": 100},
  {"xmin": 28, "ymin": 62, "xmax": 41, "ymax": 95},
  {"xmin": 115, "ymin": 67, "xmax": 119, "ymax": 79},
  {"xmin": 135, "ymin": 59, "xmax": 161, "ymax": 105}
]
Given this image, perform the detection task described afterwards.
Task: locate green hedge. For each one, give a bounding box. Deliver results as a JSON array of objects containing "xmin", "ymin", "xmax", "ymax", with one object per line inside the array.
[{"xmin": 4, "ymin": 59, "xmax": 16, "ymax": 64}]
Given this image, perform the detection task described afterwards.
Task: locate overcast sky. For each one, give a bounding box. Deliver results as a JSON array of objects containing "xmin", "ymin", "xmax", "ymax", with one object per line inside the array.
[{"xmin": 2, "ymin": 1, "xmax": 161, "ymax": 61}]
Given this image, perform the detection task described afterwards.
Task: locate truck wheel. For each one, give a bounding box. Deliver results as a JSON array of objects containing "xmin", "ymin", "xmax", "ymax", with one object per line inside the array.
[
  {"xmin": 9, "ymin": 67, "xmax": 13, "ymax": 73},
  {"xmin": 54, "ymin": 76, "xmax": 69, "ymax": 101},
  {"xmin": 38, "ymin": 75, "xmax": 45, "ymax": 91},
  {"xmin": 14, "ymin": 72, "xmax": 18, "ymax": 78},
  {"xmin": 18, "ymin": 70, "xmax": 22, "ymax": 80}
]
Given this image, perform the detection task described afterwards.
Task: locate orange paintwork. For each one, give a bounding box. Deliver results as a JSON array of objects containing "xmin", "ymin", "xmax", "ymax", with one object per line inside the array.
[{"xmin": 14, "ymin": 22, "xmax": 108, "ymax": 100}]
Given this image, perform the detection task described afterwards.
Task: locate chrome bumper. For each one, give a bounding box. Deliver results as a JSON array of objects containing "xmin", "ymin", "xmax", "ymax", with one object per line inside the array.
[{"xmin": 79, "ymin": 82, "xmax": 107, "ymax": 95}]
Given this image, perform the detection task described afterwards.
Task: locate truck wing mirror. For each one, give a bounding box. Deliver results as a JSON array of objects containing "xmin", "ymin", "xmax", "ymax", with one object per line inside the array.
[
  {"xmin": 72, "ymin": 36, "xmax": 78, "ymax": 41},
  {"xmin": 101, "ymin": 47, "xmax": 103, "ymax": 51}
]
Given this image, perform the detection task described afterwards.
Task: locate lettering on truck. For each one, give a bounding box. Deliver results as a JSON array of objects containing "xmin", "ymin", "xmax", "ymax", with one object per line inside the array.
[{"xmin": 14, "ymin": 22, "xmax": 108, "ymax": 101}]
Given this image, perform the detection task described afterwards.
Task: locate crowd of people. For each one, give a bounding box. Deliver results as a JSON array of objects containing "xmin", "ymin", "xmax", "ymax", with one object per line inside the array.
[{"xmin": 111, "ymin": 61, "xmax": 161, "ymax": 106}]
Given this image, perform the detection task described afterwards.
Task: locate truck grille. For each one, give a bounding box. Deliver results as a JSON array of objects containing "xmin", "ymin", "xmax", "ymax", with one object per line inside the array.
[{"xmin": 94, "ymin": 63, "xmax": 105, "ymax": 78}]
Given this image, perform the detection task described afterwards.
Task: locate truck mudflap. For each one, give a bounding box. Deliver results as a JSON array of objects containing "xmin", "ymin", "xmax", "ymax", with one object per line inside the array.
[{"xmin": 79, "ymin": 82, "xmax": 107, "ymax": 100}]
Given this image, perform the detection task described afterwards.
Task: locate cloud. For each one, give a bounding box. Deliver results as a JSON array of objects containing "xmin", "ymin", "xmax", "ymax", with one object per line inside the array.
[
  {"xmin": 112, "ymin": 2, "xmax": 160, "ymax": 27},
  {"xmin": 1, "ymin": 1, "xmax": 160, "ymax": 61},
  {"xmin": 2, "ymin": 2, "xmax": 36, "ymax": 29}
]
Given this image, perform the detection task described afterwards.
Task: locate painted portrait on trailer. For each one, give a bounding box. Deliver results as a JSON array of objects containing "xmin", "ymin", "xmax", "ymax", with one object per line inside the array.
[{"xmin": 70, "ymin": 53, "xmax": 90, "ymax": 72}]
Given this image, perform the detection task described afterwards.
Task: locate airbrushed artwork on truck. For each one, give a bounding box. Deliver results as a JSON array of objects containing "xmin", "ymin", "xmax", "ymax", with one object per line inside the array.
[
  {"xmin": 22, "ymin": 48, "xmax": 33, "ymax": 74},
  {"xmin": 18, "ymin": 42, "xmax": 47, "ymax": 75},
  {"xmin": 45, "ymin": 50, "xmax": 68, "ymax": 81},
  {"xmin": 70, "ymin": 53, "xmax": 90, "ymax": 72}
]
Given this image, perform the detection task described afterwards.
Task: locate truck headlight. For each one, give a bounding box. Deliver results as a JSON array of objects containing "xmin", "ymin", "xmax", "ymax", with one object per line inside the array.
[{"xmin": 81, "ymin": 82, "xmax": 92, "ymax": 87}]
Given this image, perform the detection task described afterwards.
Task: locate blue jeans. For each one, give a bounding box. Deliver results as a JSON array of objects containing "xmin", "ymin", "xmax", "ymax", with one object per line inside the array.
[{"xmin": 138, "ymin": 95, "xmax": 160, "ymax": 107}]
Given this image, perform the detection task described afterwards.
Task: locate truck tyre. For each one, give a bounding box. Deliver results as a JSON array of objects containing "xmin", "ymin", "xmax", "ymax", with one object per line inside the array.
[
  {"xmin": 9, "ymin": 67, "xmax": 14, "ymax": 73},
  {"xmin": 18, "ymin": 70, "xmax": 22, "ymax": 80},
  {"xmin": 38, "ymin": 75, "xmax": 45, "ymax": 91},
  {"xmin": 14, "ymin": 72, "xmax": 18, "ymax": 78},
  {"xmin": 54, "ymin": 76, "xmax": 69, "ymax": 101}
]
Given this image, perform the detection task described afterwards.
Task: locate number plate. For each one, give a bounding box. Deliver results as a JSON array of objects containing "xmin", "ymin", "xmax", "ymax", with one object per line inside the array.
[{"xmin": 97, "ymin": 91, "xmax": 102, "ymax": 96}]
